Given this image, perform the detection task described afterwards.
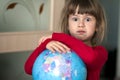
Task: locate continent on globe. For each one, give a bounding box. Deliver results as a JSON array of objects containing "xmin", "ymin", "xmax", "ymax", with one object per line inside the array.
[{"xmin": 32, "ymin": 49, "xmax": 87, "ymax": 80}]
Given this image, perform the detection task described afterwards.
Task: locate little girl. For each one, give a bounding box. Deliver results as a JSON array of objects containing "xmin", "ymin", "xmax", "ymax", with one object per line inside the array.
[{"xmin": 24, "ymin": 0, "xmax": 108, "ymax": 80}]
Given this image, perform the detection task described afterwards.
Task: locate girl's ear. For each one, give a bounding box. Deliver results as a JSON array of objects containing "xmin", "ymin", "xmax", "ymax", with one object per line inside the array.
[{"xmin": 95, "ymin": 26, "xmax": 98, "ymax": 32}]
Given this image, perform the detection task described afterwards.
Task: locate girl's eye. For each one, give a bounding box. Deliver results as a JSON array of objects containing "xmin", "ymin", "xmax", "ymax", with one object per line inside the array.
[
  {"xmin": 72, "ymin": 17, "xmax": 79, "ymax": 21},
  {"xmin": 85, "ymin": 18, "xmax": 91, "ymax": 22}
]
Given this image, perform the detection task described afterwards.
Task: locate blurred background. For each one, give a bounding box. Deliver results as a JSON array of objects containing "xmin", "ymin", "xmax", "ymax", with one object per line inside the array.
[{"xmin": 0, "ymin": 0, "xmax": 120, "ymax": 80}]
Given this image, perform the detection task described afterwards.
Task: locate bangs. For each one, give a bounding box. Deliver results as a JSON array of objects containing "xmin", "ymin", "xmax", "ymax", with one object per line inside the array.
[{"xmin": 68, "ymin": 0, "xmax": 97, "ymax": 16}]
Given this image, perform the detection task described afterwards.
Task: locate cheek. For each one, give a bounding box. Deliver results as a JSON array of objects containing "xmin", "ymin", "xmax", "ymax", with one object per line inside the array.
[
  {"xmin": 68, "ymin": 21, "xmax": 74, "ymax": 30},
  {"xmin": 68, "ymin": 26, "xmax": 72, "ymax": 33},
  {"xmin": 87, "ymin": 24, "xmax": 96, "ymax": 35},
  {"xmin": 68, "ymin": 25, "xmax": 75, "ymax": 35}
]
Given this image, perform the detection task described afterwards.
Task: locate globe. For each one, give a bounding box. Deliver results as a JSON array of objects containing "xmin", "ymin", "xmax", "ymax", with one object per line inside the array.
[{"xmin": 32, "ymin": 49, "xmax": 87, "ymax": 80}]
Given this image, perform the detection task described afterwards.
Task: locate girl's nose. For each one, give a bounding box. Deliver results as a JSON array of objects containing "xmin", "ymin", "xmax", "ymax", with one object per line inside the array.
[{"xmin": 78, "ymin": 20, "xmax": 85, "ymax": 28}]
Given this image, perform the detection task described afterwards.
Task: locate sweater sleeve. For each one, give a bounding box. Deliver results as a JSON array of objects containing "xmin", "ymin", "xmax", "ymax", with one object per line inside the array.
[
  {"xmin": 52, "ymin": 33, "xmax": 108, "ymax": 69},
  {"xmin": 24, "ymin": 39, "xmax": 52, "ymax": 75}
]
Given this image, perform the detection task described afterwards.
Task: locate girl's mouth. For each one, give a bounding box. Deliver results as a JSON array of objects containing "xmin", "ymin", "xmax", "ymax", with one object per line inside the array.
[{"xmin": 77, "ymin": 31, "xmax": 86, "ymax": 34}]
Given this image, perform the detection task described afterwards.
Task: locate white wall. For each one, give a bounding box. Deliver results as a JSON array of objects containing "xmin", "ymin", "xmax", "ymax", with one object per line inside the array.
[
  {"xmin": 0, "ymin": 0, "xmax": 51, "ymax": 32},
  {"xmin": 0, "ymin": 0, "xmax": 64, "ymax": 53}
]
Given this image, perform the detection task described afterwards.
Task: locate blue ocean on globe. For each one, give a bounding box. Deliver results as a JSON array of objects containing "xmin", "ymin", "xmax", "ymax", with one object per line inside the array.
[{"xmin": 32, "ymin": 49, "xmax": 87, "ymax": 80}]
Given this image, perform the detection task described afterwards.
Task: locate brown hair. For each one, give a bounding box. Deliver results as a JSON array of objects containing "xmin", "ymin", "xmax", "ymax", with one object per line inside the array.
[{"xmin": 59, "ymin": 0, "xmax": 107, "ymax": 46}]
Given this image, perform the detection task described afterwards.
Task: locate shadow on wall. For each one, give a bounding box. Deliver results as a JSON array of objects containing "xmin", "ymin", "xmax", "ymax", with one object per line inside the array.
[
  {"xmin": 101, "ymin": 48, "xmax": 117, "ymax": 80},
  {"xmin": 0, "ymin": 51, "xmax": 32, "ymax": 80}
]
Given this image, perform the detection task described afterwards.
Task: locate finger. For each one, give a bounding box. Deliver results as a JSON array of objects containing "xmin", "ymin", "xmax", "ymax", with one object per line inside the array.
[
  {"xmin": 46, "ymin": 41, "xmax": 70, "ymax": 53},
  {"xmin": 38, "ymin": 37, "xmax": 46, "ymax": 45},
  {"xmin": 56, "ymin": 41, "xmax": 70, "ymax": 51},
  {"xmin": 38, "ymin": 35, "xmax": 52, "ymax": 45},
  {"xmin": 46, "ymin": 41, "xmax": 58, "ymax": 53},
  {"xmin": 51, "ymin": 45, "xmax": 62, "ymax": 53},
  {"xmin": 46, "ymin": 42, "xmax": 63, "ymax": 53},
  {"xmin": 53, "ymin": 41, "xmax": 70, "ymax": 53},
  {"xmin": 54, "ymin": 41, "xmax": 70, "ymax": 53},
  {"xmin": 47, "ymin": 46, "xmax": 56, "ymax": 53}
]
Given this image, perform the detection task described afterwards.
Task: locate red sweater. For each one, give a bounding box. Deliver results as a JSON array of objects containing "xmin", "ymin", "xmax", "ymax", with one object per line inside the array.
[{"xmin": 24, "ymin": 33, "xmax": 108, "ymax": 80}]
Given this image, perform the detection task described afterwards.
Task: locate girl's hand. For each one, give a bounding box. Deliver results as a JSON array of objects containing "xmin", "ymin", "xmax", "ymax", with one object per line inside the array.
[
  {"xmin": 46, "ymin": 41, "xmax": 70, "ymax": 53},
  {"xmin": 38, "ymin": 35, "xmax": 52, "ymax": 45}
]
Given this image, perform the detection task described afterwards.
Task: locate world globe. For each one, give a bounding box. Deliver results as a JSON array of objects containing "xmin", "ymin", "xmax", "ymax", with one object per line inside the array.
[{"xmin": 32, "ymin": 49, "xmax": 87, "ymax": 80}]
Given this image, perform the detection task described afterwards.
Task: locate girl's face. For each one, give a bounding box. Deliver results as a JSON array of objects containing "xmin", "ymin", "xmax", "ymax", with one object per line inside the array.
[{"xmin": 68, "ymin": 13, "xmax": 96, "ymax": 46}]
